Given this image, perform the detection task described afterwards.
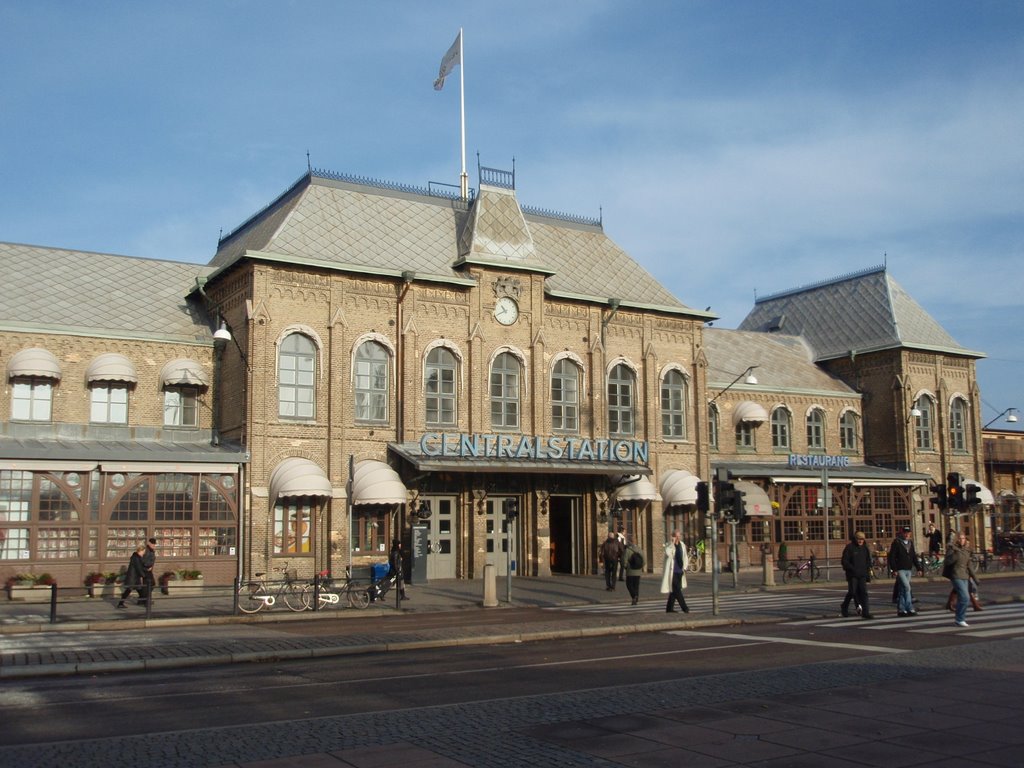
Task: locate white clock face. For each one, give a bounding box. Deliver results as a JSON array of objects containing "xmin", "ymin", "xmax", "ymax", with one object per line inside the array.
[{"xmin": 493, "ymin": 296, "xmax": 519, "ymax": 325}]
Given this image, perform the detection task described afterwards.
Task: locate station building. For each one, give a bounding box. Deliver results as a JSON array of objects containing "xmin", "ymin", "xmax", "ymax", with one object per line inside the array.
[{"xmin": 0, "ymin": 165, "xmax": 996, "ymax": 586}]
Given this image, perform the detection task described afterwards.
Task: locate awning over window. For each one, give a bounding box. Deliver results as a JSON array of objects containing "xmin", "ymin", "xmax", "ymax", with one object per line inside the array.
[
  {"xmin": 269, "ymin": 457, "xmax": 333, "ymax": 504},
  {"xmin": 734, "ymin": 480, "xmax": 773, "ymax": 516},
  {"xmin": 963, "ymin": 478, "xmax": 995, "ymax": 506},
  {"xmin": 733, "ymin": 401, "xmax": 769, "ymax": 426},
  {"xmin": 86, "ymin": 353, "xmax": 137, "ymax": 384},
  {"xmin": 660, "ymin": 469, "xmax": 701, "ymax": 508},
  {"xmin": 160, "ymin": 358, "xmax": 209, "ymax": 387},
  {"xmin": 613, "ymin": 476, "xmax": 662, "ymax": 503},
  {"xmin": 352, "ymin": 459, "xmax": 408, "ymax": 506},
  {"xmin": 7, "ymin": 348, "xmax": 61, "ymax": 380}
]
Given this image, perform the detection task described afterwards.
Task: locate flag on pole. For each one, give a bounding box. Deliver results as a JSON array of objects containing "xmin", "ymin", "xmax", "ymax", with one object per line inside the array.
[{"xmin": 433, "ymin": 31, "xmax": 462, "ymax": 91}]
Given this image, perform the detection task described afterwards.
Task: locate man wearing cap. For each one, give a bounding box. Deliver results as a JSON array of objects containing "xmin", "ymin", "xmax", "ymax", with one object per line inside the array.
[{"xmin": 887, "ymin": 526, "xmax": 922, "ymax": 617}]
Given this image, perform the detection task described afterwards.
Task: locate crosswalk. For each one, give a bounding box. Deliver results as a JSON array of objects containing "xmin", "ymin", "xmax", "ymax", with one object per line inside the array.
[
  {"xmin": 793, "ymin": 602, "xmax": 1024, "ymax": 638},
  {"xmin": 548, "ymin": 591, "xmax": 1024, "ymax": 638}
]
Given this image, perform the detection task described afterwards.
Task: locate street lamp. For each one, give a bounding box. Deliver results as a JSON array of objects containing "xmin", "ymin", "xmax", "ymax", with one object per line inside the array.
[
  {"xmin": 984, "ymin": 407, "xmax": 1019, "ymax": 429},
  {"xmin": 708, "ymin": 366, "xmax": 759, "ymax": 405}
]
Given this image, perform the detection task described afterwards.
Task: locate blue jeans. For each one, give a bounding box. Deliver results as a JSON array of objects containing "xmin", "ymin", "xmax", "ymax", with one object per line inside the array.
[
  {"xmin": 895, "ymin": 570, "xmax": 914, "ymax": 613},
  {"xmin": 952, "ymin": 578, "xmax": 970, "ymax": 623}
]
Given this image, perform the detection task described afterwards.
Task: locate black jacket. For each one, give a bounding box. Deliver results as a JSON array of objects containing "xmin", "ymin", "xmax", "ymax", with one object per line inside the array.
[
  {"xmin": 124, "ymin": 551, "xmax": 145, "ymax": 587},
  {"xmin": 841, "ymin": 541, "xmax": 872, "ymax": 579},
  {"xmin": 888, "ymin": 536, "xmax": 920, "ymax": 572}
]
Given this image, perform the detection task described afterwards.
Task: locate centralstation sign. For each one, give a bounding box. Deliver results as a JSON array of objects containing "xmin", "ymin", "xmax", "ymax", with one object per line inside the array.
[{"xmin": 420, "ymin": 432, "xmax": 649, "ymax": 465}]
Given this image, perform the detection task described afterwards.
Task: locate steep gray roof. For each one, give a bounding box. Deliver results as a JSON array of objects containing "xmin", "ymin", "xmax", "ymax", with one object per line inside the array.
[
  {"xmin": 210, "ymin": 172, "xmax": 706, "ymax": 317},
  {"xmin": 738, "ymin": 266, "xmax": 983, "ymax": 360},
  {"xmin": 704, "ymin": 327, "xmax": 856, "ymax": 397},
  {"xmin": 0, "ymin": 242, "xmax": 213, "ymax": 343}
]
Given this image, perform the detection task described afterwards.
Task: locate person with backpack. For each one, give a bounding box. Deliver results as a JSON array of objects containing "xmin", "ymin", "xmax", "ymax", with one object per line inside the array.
[{"xmin": 623, "ymin": 538, "xmax": 645, "ymax": 605}]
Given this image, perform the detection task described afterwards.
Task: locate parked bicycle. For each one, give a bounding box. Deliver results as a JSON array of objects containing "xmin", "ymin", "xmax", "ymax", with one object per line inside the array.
[
  {"xmin": 236, "ymin": 565, "xmax": 307, "ymax": 614},
  {"xmin": 782, "ymin": 555, "xmax": 822, "ymax": 583},
  {"xmin": 301, "ymin": 569, "xmax": 371, "ymax": 610},
  {"xmin": 687, "ymin": 540, "xmax": 705, "ymax": 573}
]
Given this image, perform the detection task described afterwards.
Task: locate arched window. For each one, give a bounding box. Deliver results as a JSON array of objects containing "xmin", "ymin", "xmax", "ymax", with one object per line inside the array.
[
  {"xmin": 490, "ymin": 352, "xmax": 521, "ymax": 429},
  {"xmin": 661, "ymin": 369, "xmax": 687, "ymax": 439},
  {"xmin": 806, "ymin": 408, "xmax": 825, "ymax": 451},
  {"xmin": 771, "ymin": 407, "xmax": 791, "ymax": 450},
  {"xmin": 708, "ymin": 404, "xmax": 720, "ymax": 451},
  {"xmin": 949, "ymin": 398, "xmax": 968, "ymax": 453},
  {"xmin": 354, "ymin": 341, "xmax": 389, "ymax": 422},
  {"xmin": 551, "ymin": 358, "xmax": 580, "ymax": 433},
  {"xmin": 607, "ymin": 364, "xmax": 635, "ymax": 436},
  {"xmin": 278, "ymin": 334, "xmax": 316, "ymax": 420},
  {"xmin": 914, "ymin": 395, "xmax": 934, "ymax": 450},
  {"xmin": 840, "ymin": 411, "xmax": 859, "ymax": 451},
  {"xmin": 425, "ymin": 347, "xmax": 457, "ymax": 426}
]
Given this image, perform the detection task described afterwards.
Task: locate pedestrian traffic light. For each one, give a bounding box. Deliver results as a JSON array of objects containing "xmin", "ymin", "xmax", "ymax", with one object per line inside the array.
[
  {"xmin": 715, "ymin": 481, "xmax": 736, "ymax": 521},
  {"xmin": 695, "ymin": 481, "xmax": 710, "ymax": 513},
  {"xmin": 930, "ymin": 482, "xmax": 947, "ymax": 511},
  {"xmin": 504, "ymin": 497, "xmax": 519, "ymax": 519},
  {"xmin": 964, "ymin": 483, "xmax": 981, "ymax": 508},
  {"xmin": 946, "ymin": 472, "xmax": 964, "ymax": 513}
]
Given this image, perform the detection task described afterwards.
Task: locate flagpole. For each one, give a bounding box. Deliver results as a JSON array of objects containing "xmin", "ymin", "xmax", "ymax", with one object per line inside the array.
[{"xmin": 458, "ymin": 27, "xmax": 467, "ymax": 200}]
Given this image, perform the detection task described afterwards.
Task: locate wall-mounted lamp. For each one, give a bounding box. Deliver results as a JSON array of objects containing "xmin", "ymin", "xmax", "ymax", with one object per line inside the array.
[
  {"xmin": 708, "ymin": 365, "xmax": 759, "ymax": 405},
  {"xmin": 212, "ymin": 317, "xmax": 249, "ymax": 368},
  {"xmin": 906, "ymin": 406, "xmax": 922, "ymax": 423},
  {"xmin": 984, "ymin": 407, "xmax": 1019, "ymax": 429}
]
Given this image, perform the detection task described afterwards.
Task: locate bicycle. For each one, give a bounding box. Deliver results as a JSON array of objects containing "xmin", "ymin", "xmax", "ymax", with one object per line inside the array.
[
  {"xmin": 301, "ymin": 569, "xmax": 371, "ymax": 610},
  {"xmin": 687, "ymin": 540, "xmax": 705, "ymax": 573},
  {"xmin": 782, "ymin": 556, "xmax": 822, "ymax": 583},
  {"xmin": 236, "ymin": 565, "xmax": 307, "ymax": 614},
  {"xmin": 920, "ymin": 552, "xmax": 944, "ymax": 576}
]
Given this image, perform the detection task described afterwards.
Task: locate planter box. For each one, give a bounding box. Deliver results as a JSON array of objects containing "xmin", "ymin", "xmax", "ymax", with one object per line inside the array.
[
  {"xmin": 7, "ymin": 585, "xmax": 54, "ymax": 602},
  {"xmin": 166, "ymin": 578, "xmax": 204, "ymax": 596},
  {"xmin": 87, "ymin": 584, "xmax": 120, "ymax": 599}
]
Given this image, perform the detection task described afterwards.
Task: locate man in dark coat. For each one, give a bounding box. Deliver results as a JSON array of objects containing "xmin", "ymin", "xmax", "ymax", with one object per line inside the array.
[
  {"xmin": 116, "ymin": 544, "xmax": 147, "ymax": 609},
  {"xmin": 600, "ymin": 531, "xmax": 623, "ymax": 591},
  {"xmin": 140, "ymin": 537, "xmax": 157, "ymax": 603},
  {"xmin": 888, "ymin": 526, "xmax": 922, "ymax": 617},
  {"xmin": 840, "ymin": 531, "xmax": 874, "ymax": 619}
]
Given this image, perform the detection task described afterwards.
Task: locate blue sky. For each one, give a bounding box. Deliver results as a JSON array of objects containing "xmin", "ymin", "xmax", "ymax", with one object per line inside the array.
[{"xmin": 2, "ymin": 1, "xmax": 1022, "ymax": 428}]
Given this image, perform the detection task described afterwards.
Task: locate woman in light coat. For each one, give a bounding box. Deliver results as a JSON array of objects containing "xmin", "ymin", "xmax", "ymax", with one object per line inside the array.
[{"xmin": 661, "ymin": 530, "xmax": 689, "ymax": 613}]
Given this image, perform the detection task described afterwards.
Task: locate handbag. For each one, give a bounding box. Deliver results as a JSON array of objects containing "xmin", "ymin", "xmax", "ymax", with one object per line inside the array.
[{"xmin": 941, "ymin": 559, "xmax": 954, "ymax": 579}]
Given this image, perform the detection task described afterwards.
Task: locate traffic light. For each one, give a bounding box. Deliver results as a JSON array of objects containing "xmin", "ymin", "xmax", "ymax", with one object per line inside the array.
[
  {"xmin": 504, "ymin": 497, "xmax": 519, "ymax": 519},
  {"xmin": 732, "ymin": 483, "xmax": 748, "ymax": 524},
  {"xmin": 964, "ymin": 483, "xmax": 981, "ymax": 508},
  {"xmin": 695, "ymin": 481, "xmax": 710, "ymax": 513},
  {"xmin": 930, "ymin": 483, "xmax": 948, "ymax": 512},
  {"xmin": 715, "ymin": 480, "xmax": 736, "ymax": 521},
  {"xmin": 946, "ymin": 472, "xmax": 964, "ymax": 513}
]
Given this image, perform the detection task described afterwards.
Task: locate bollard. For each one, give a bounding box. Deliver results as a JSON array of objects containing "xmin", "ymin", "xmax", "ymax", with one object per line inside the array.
[
  {"xmin": 762, "ymin": 550, "xmax": 775, "ymax": 587},
  {"xmin": 482, "ymin": 563, "xmax": 498, "ymax": 607},
  {"xmin": 49, "ymin": 582, "xmax": 58, "ymax": 624}
]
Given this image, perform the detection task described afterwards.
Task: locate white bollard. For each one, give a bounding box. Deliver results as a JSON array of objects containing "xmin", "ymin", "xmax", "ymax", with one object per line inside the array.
[
  {"xmin": 762, "ymin": 550, "xmax": 775, "ymax": 586},
  {"xmin": 482, "ymin": 563, "xmax": 498, "ymax": 607}
]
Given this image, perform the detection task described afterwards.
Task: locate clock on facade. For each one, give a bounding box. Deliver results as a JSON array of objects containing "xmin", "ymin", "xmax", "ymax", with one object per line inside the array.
[{"xmin": 493, "ymin": 296, "xmax": 519, "ymax": 325}]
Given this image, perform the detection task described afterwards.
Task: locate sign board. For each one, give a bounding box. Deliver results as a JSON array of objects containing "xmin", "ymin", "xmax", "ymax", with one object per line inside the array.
[{"xmin": 411, "ymin": 524, "xmax": 429, "ymax": 585}]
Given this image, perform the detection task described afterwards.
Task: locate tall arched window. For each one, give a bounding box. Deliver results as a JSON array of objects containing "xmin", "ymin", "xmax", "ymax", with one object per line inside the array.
[
  {"xmin": 607, "ymin": 364, "xmax": 635, "ymax": 436},
  {"xmin": 425, "ymin": 347, "xmax": 457, "ymax": 426},
  {"xmin": 278, "ymin": 334, "xmax": 316, "ymax": 420},
  {"xmin": 354, "ymin": 341, "xmax": 389, "ymax": 422},
  {"xmin": 771, "ymin": 407, "xmax": 791, "ymax": 450},
  {"xmin": 806, "ymin": 408, "xmax": 825, "ymax": 451},
  {"xmin": 551, "ymin": 358, "xmax": 580, "ymax": 433},
  {"xmin": 661, "ymin": 369, "xmax": 687, "ymax": 439},
  {"xmin": 949, "ymin": 398, "xmax": 968, "ymax": 452},
  {"xmin": 840, "ymin": 411, "xmax": 859, "ymax": 451},
  {"xmin": 490, "ymin": 352, "xmax": 520, "ymax": 429},
  {"xmin": 708, "ymin": 404, "xmax": 720, "ymax": 450},
  {"xmin": 914, "ymin": 395, "xmax": 934, "ymax": 450}
]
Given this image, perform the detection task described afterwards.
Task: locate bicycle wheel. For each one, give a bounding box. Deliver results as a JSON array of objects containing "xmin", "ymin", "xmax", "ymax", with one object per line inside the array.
[
  {"xmin": 298, "ymin": 583, "xmax": 315, "ymax": 611},
  {"xmin": 346, "ymin": 584, "xmax": 370, "ymax": 609},
  {"xmin": 687, "ymin": 552, "xmax": 703, "ymax": 573},
  {"xmin": 282, "ymin": 583, "xmax": 307, "ymax": 612},
  {"xmin": 237, "ymin": 581, "xmax": 267, "ymax": 614},
  {"xmin": 782, "ymin": 564, "xmax": 799, "ymax": 583}
]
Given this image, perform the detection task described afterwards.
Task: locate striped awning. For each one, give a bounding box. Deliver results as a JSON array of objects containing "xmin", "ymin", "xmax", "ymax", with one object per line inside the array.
[
  {"xmin": 659, "ymin": 469, "xmax": 701, "ymax": 508},
  {"xmin": 734, "ymin": 480, "xmax": 773, "ymax": 516},
  {"xmin": 7, "ymin": 348, "xmax": 61, "ymax": 380},
  {"xmin": 351, "ymin": 459, "xmax": 408, "ymax": 506},
  {"xmin": 86, "ymin": 353, "xmax": 138, "ymax": 384},
  {"xmin": 160, "ymin": 358, "xmax": 209, "ymax": 387},
  {"xmin": 269, "ymin": 457, "xmax": 333, "ymax": 503},
  {"xmin": 733, "ymin": 401, "xmax": 769, "ymax": 426},
  {"xmin": 613, "ymin": 476, "xmax": 662, "ymax": 503}
]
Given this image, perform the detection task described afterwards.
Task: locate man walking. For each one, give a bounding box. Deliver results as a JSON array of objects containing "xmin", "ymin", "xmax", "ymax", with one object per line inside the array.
[
  {"xmin": 888, "ymin": 526, "xmax": 922, "ymax": 617},
  {"xmin": 661, "ymin": 530, "xmax": 690, "ymax": 613},
  {"xmin": 140, "ymin": 537, "xmax": 157, "ymax": 604},
  {"xmin": 600, "ymin": 531, "xmax": 623, "ymax": 591},
  {"xmin": 840, "ymin": 531, "xmax": 874, "ymax": 619},
  {"xmin": 622, "ymin": 537, "xmax": 645, "ymax": 605}
]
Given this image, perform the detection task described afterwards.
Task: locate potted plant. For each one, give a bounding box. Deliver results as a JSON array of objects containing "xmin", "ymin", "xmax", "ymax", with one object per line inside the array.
[
  {"xmin": 84, "ymin": 571, "xmax": 105, "ymax": 598},
  {"xmin": 161, "ymin": 569, "xmax": 204, "ymax": 596},
  {"xmin": 6, "ymin": 573, "xmax": 55, "ymax": 602}
]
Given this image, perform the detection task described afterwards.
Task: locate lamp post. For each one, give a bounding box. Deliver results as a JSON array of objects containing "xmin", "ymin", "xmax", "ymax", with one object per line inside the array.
[{"xmin": 984, "ymin": 407, "xmax": 1019, "ymax": 429}]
